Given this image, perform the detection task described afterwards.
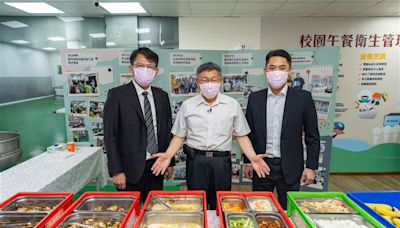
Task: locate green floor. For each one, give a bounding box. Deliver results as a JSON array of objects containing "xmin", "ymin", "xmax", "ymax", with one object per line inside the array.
[
  {"xmin": 0, "ymin": 96, "xmax": 66, "ymax": 161},
  {"xmin": 0, "ymin": 96, "xmax": 180, "ymax": 198}
]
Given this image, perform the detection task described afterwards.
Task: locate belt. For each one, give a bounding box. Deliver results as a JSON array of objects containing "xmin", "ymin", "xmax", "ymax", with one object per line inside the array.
[
  {"xmin": 184, "ymin": 145, "xmax": 230, "ymax": 157},
  {"xmin": 266, "ymin": 157, "xmax": 281, "ymax": 160},
  {"xmin": 145, "ymin": 157, "xmax": 156, "ymax": 162},
  {"xmin": 265, "ymin": 157, "xmax": 281, "ymax": 165},
  {"xmin": 194, "ymin": 150, "xmax": 230, "ymax": 157}
]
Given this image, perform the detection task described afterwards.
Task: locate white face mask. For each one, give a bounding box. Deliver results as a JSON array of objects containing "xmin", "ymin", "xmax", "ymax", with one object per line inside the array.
[
  {"xmin": 133, "ymin": 67, "xmax": 156, "ymax": 87},
  {"xmin": 199, "ymin": 83, "xmax": 220, "ymax": 99},
  {"xmin": 266, "ymin": 71, "xmax": 288, "ymax": 89}
]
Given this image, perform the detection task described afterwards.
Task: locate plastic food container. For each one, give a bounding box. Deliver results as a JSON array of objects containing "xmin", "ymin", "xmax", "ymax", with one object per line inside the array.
[
  {"xmin": 286, "ymin": 192, "xmax": 385, "ymax": 228},
  {"xmin": 347, "ymin": 191, "xmax": 400, "ymax": 228}
]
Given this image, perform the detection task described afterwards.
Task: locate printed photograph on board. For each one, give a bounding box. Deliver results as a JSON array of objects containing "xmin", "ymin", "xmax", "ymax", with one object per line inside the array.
[
  {"xmin": 70, "ymin": 100, "xmax": 87, "ymax": 116},
  {"xmin": 170, "ymin": 72, "xmax": 198, "ymax": 96},
  {"xmin": 89, "ymin": 101, "xmax": 104, "ymax": 119},
  {"xmin": 67, "ymin": 72, "xmax": 99, "ymax": 96},
  {"xmin": 223, "ymin": 73, "xmax": 248, "ymax": 94},
  {"xmin": 72, "ymin": 130, "xmax": 89, "ymax": 142},
  {"xmin": 68, "ymin": 114, "xmax": 85, "ymax": 130}
]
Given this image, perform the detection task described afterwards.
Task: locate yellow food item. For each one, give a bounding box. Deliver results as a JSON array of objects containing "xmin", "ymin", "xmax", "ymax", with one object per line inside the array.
[
  {"xmin": 94, "ymin": 205, "xmax": 124, "ymax": 212},
  {"xmin": 151, "ymin": 202, "xmax": 200, "ymax": 211},
  {"xmin": 16, "ymin": 205, "xmax": 55, "ymax": 212},
  {"xmin": 170, "ymin": 204, "xmax": 200, "ymax": 211},
  {"xmin": 367, "ymin": 202, "xmax": 400, "ymax": 227},
  {"xmin": 151, "ymin": 204, "xmax": 169, "ymax": 211},
  {"xmin": 367, "ymin": 203, "xmax": 393, "ymax": 211},
  {"xmin": 375, "ymin": 207, "xmax": 400, "ymax": 218},
  {"xmin": 382, "ymin": 215, "xmax": 392, "ymax": 221},
  {"xmin": 107, "ymin": 205, "xmax": 124, "ymax": 212},
  {"xmin": 392, "ymin": 218, "xmax": 400, "ymax": 227},
  {"xmin": 222, "ymin": 201, "xmax": 245, "ymax": 212}
]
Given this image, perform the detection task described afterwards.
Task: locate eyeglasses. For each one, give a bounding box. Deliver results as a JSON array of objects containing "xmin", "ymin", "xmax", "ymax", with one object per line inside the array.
[
  {"xmin": 197, "ymin": 78, "xmax": 221, "ymax": 84},
  {"xmin": 132, "ymin": 63, "xmax": 157, "ymax": 71}
]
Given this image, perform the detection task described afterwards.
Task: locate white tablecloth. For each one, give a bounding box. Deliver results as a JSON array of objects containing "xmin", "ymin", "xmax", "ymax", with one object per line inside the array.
[
  {"xmin": 0, "ymin": 147, "xmax": 108, "ymax": 202},
  {"xmin": 207, "ymin": 210, "xmax": 221, "ymax": 227}
]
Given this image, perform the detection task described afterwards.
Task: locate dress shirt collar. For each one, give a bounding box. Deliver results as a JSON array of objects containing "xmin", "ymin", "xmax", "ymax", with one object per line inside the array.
[
  {"xmin": 132, "ymin": 79, "xmax": 153, "ymax": 97},
  {"xmin": 195, "ymin": 92, "xmax": 228, "ymax": 107},
  {"xmin": 267, "ymin": 84, "xmax": 288, "ymax": 98}
]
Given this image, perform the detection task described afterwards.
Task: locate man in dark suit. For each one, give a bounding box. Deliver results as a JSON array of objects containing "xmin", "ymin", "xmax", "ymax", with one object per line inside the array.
[
  {"xmin": 104, "ymin": 47, "xmax": 174, "ymax": 202},
  {"xmin": 244, "ymin": 49, "xmax": 320, "ymax": 209}
]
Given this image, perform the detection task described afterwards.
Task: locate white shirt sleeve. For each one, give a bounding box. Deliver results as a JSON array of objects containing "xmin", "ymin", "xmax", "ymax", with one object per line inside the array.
[
  {"xmin": 232, "ymin": 101, "xmax": 251, "ymax": 137},
  {"xmin": 171, "ymin": 102, "xmax": 187, "ymax": 137}
]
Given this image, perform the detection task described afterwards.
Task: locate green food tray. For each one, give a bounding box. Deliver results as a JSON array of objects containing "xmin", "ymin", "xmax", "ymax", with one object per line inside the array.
[{"xmin": 286, "ymin": 191, "xmax": 385, "ymax": 228}]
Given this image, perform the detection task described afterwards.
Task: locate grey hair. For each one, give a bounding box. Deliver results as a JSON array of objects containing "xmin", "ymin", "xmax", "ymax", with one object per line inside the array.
[{"xmin": 196, "ymin": 62, "xmax": 222, "ymax": 77}]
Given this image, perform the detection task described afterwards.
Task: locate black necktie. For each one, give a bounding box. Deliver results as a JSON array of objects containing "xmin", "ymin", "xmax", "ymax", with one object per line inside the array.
[{"xmin": 142, "ymin": 91, "xmax": 158, "ymax": 154}]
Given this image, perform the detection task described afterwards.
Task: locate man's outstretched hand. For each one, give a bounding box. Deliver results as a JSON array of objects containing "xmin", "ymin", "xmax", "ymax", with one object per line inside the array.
[{"xmin": 151, "ymin": 153, "xmax": 172, "ymax": 176}]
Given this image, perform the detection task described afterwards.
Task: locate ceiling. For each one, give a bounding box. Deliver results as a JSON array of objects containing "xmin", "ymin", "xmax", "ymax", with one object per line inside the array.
[
  {"xmin": 0, "ymin": 0, "xmax": 399, "ymax": 17},
  {"xmin": 0, "ymin": 0, "xmax": 398, "ymax": 52}
]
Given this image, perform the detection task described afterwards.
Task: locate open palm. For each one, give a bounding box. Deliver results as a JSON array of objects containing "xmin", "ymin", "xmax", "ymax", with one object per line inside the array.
[
  {"xmin": 151, "ymin": 153, "xmax": 171, "ymax": 176},
  {"xmin": 251, "ymin": 154, "xmax": 270, "ymax": 178}
]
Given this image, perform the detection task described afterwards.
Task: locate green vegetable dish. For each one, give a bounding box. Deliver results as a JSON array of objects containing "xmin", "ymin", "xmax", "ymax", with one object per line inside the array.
[{"xmin": 228, "ymin": 217, "xmax": 255, "ymax": 228}]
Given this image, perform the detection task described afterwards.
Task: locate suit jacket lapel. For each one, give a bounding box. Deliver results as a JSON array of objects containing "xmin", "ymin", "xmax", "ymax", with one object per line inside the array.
[
  {"xmin": 126, "ymin": 83, "xmax": 145, "ymax": 123},
  {"xmin": 152, "ymin": 87, "xmax": 162, "ymax": 139},
  {"xmin": 261, "ymin": 89, "xmax": 267, "ymax": 142},
  {"xmin": 281, "ymin": 87, "xmax": 294, "ymax": 136}
]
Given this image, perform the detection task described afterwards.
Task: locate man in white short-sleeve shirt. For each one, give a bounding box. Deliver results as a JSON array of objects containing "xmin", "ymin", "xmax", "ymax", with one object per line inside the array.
[{"xmin": 151, "ymin": 62, "xmax": 270, "ymax": 209}]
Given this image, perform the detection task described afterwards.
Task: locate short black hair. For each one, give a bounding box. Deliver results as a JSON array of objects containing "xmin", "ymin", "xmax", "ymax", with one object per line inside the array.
[
  {"xmin": 265, "ymin": 49, "xmax": 292, "ymax": 67},
  {"xmin": 196, "ymin": 62, "xmax": 222, "ymax": 76},
  {"xmin": 129, "ymin": 47, "xmax": 159, "ymax": 66}
]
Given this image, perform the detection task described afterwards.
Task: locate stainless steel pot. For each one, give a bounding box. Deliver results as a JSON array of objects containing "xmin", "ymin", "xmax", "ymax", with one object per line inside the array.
[
  {"xmin": 0, "ymin": 131, "xmax": 20, "ymax": 156},
  {"xmin": 0, "ymin": 132, "xmax": 21, "ymax": 171},
  {"xmin": 0, "ymin": 148, "xmax": 22, "ymax": 170}
]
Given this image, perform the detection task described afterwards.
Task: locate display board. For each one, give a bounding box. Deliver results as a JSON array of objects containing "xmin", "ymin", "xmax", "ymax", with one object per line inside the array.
[
  {"xmin": 61, "ymin": 47, "xmax": 340, "ymax": 191},
  {"xmin": 258, "ymin": 17, "xmax": 400, "ymax": 173}
]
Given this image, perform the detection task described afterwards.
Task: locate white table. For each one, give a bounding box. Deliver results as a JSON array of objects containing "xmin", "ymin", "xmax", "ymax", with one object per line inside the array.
[
  {"xmin": 207, "ymin": 210, "xmax": 221, "ymax": 227},
  {"xmin": 0, "ymin": 147, "xmax": 108, "ymax": 202},
  {"xmin": 54, "ymin": 107, "xmax": 65, "ymax": 114}
]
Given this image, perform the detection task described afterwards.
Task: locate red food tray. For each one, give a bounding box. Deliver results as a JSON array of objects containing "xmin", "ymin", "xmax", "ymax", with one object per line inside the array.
[
  {"xmin": 136, "ymin": 190, "xmax": 208, "ymax": 228},
  {"xmin": 0, "ymin": 192, "xmax": 73, "ymax": 228},
  {"xmin": 216, "ymin": 191, "xmax": 295, "ymax": 228},
  {"xmin": 51, "ymin": 191, "xmax": 140, "ymax": 228}
]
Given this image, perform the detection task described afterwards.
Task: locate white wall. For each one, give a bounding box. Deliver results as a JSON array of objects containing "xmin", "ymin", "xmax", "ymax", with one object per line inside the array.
[
  {"xmin": 0, "ymin": 42, "xmax": 54, "ymax": 103},
  {"xmin": 0, "ymin": 42, "xmax": 51, "ymax": 77},
  {"xmin": 179, "ymin": 17, "xmax": 261, "ymax": 50},
  {"xmin": 260, "ymin": 17, "xmax": 399, "ymax": 48},
  {"xmin": 48, "ymin": 52, "xmax": 64, "ymax": 95}
]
